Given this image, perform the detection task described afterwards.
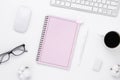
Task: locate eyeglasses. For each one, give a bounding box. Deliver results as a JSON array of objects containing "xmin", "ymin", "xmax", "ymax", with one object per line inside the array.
[{"xmin": 0, "ymin": 44, "xmax": 27, "ymax": 64}]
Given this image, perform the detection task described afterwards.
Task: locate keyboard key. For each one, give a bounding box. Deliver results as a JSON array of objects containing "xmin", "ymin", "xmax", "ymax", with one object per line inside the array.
[
  {"xmin": 51, "ymin": 0, "xmax": 56, "ymax": 4},
  {"xmin": 71, "ymin": 3, "xmax": 77, "ymax": 7},
  {"xmin": 85, "ymin": 1, "xmax": 89, "ymax": 5},
  {"xmin": 98, "ymin": 8, "xmax": 102, "ymax": 13},
  {"xmin": 93, "ymin": 0, "xmax": 97, "ymax": 2},
  {"xmin": 60, "ymin": 1, "xmax": 65, "ymax": 5},
  {"xmin": 112, "ymin": 11, "xmax": 117, "ymax": 16},
  {"xmin": 103, "ymin": 4, "xmax": 107, "ymax": 8},
  {"xmin": 107, "ymin": 10, "xmax": 112, "ymax": 15},
  {"xmin": 106, "ymin": 1, "xmax": 110, "ymax": 4},
  {"xmin": 102, "ymin": 9, "xmax": 107, "ymax": 13},
  {"xmin": 99, "ymin": 3, "xmax": 103, "ymax": 7},
  {"xmin": 93, "ymin": 7, "xmax": 98, "ymax": 12},
  {"xmin": 102, "ymin": 0, "xmax": 106, "ymax": 3},
  {"xmin": 111, "ymin": 2, "xmax": 118, "ymax": 6},
  {"xmin": 72, "ymin": 0, "xmax": 76, "ymax": 2},
  {"xmin": 78, "ymin": 4, "xmax": 90, "ymax": 10},
  {"xmin": 56, "ymin": 1, "xmax": 60, "ymax": 4},
  {"xmin": 81, "ymin": 0, "xmax": 85, "ymax": 4},
  {"xmin": 108, "ymin": 5, "xmax": 117, "ymax": 10},
  {"xmin": 65, "ymin": 2, "xmax": 71, "ymax": 6},
  {"xmin": 97, "ymin": 0, "xmax": 102, "ymax": 3},
  {"xmin": 67, "ymin": 0, "xmax": 71, "ymax": 1},
  {"xmin": 76, "ymin": 0, "xmax": 81, "ymax": 3},
  {"xmin": 90, "ymin": 2, "xmax": 94, "ymax": 6},
  {"xmin": 94, "ymin": 3, "xmax": 99, "ymax": 7}
]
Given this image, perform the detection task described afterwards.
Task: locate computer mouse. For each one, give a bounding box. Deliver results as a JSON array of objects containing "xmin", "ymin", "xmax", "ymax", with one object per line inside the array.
[{"xmin": 14, "ymin": 6, "xmax": 32, "ymax": 33}]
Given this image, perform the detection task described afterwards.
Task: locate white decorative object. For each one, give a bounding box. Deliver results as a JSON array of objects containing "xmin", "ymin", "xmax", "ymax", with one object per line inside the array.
[
  {"xmin": 18, "ymin": 66, "xmax": 32, "ymax": 80},
  {"xmin": 110, "ymin": 64, "xmax": 120, "ymax": 78}
]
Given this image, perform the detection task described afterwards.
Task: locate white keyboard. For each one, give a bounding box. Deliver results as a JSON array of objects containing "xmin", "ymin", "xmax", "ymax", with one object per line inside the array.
[{"xmin": 50, "ymin": 0, "xmax": 120, "ymax": 17}]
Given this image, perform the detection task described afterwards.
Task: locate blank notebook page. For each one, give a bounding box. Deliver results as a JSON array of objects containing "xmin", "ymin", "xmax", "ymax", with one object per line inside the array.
[{"xmin": 37, "ymin": 16, "xmax": 79, "ymax": 69}]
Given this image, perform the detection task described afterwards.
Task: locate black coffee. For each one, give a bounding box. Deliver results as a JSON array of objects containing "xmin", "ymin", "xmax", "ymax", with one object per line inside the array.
[{"xmin": 104, "ymin": 31, "xmax": 120, "ymax": 48}]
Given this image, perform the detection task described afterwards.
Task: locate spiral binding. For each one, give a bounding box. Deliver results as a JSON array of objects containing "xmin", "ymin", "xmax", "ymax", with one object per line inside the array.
[{"xmin": 36, "ymin": 16, "xmax": 49, "ymax": 61}]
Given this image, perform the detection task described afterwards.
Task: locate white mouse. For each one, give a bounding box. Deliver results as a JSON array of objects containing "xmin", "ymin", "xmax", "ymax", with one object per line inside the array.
[{"xmin": 14, "ymin": 6, "xmax": 32, "ymax": 33}]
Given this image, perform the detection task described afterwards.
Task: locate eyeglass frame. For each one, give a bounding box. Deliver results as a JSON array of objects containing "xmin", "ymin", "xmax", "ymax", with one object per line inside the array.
[{"xmin": 0, "ymin": 44, "xmax": 27, "ymax": 64}]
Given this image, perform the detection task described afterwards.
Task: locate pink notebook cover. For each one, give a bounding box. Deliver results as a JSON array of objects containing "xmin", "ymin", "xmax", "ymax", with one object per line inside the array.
[{"xmin": 36, "ymin": 16, "xmax": 79, "ymax": 70}]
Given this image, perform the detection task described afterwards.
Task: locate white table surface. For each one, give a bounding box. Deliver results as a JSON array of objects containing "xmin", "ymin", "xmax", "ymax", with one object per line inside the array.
[{"xmin": 0, "ymin": 0, "xmax": 120, "ymax": 80}]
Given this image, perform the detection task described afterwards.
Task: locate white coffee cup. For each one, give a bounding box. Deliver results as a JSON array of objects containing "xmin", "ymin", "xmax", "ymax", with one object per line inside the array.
[{"xmin": 103, "ymin": 31, "xmax": 120, "ymax": 54}]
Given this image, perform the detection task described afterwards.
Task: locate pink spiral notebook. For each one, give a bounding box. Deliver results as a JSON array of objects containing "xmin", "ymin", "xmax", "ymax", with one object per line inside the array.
[{"xmin": 36, "ymin": 16, "xmax": 79, "ymax": 70}]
